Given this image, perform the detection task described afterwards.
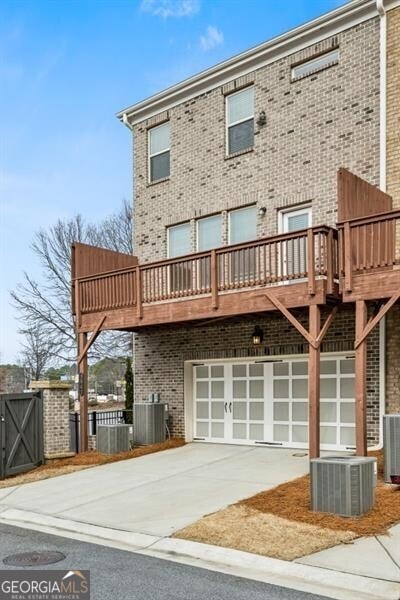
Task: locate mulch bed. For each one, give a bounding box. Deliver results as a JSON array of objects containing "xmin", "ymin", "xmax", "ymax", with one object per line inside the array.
[{"xmin": 239, "ymin": 451, "xmax": 400, "ymax": 536}]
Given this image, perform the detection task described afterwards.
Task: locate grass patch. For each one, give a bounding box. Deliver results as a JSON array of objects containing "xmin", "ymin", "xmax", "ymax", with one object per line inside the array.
[
  {"xmin": 0, "ymin": 438, "xmax": 185, "ymax": 489},
  {"xmin": 174, "ymin": 450, "xmax": 400, "ymax": 560},
  {"xmin": 174, "ymin": 505, "xmax": 356, "ymax": 561}
]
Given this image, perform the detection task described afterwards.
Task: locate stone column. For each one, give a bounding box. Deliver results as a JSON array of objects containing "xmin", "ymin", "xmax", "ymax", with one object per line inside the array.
[{"xmin": 30, "ymin": 381, "xmax": 74, "ymax": 459}]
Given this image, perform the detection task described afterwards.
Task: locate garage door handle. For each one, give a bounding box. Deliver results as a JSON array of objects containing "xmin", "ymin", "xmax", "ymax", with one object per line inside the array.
[{"xmin": 229, "ymin": 402, "xmax": 232, "ymax": 413}]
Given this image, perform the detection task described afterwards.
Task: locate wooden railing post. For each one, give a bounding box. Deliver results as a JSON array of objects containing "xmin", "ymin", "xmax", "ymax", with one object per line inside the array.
[
  {"xmin": 211, "ymin": 250, "xmax": 219, "ymax": 310},
  {"xmin": 326, "ymin": 228, "xmax": 334, "ymax": 295},
  {"xmin": 343, "ymin": 221, "xmax": 352, "ymax": 292},
  {"xmin": 136, "ymin": 266, "xmax": 143, "ymax": 319},
  {"xmin": 307, "ymin": 228, "xmax": 315, "ymax": 296},
  {"xmin": 78, "ymin": 331, "xmax": 88, "ymax": 453}
]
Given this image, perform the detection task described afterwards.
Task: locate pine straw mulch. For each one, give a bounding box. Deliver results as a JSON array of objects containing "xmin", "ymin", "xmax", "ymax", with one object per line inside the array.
[
  {"xmin": 174, "ymin": 450, "xmax": 400, "ymax": 560},
  {"xmin": 0, "ymin": 438, "xmax": 185, "ymax": 489},
  {"xmin": 239, "ymin": 451, "xmax": 400, "ymax": 537}
]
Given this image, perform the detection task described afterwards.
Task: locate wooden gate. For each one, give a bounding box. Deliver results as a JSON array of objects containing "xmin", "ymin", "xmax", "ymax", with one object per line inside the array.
[{"xmin": 0, "ymin": 392, "xmax": 44, "ymax": 479}]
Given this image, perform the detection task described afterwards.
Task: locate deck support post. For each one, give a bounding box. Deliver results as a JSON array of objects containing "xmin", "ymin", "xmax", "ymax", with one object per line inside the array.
[
  {"xmin": 76, "ymin": 316, "xmax": 106, "ymax": 453},
  {"xmin": 355, "ymin": 300, "xmax": 368, "ymax": 456},
  {"xmin": 308, "ymin": 304, "xmax": 321, "ymax": 459},
  {"xmin": 261, "ymin": 292, "xmax": 338, "ymax": 459},
  {"xmin": 78, "ymin": 332, "xmax": 88, "ymax": 453}
]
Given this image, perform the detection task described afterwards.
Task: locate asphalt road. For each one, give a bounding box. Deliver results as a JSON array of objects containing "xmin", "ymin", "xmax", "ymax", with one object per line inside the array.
[{"xmin": 0, "ymin": 523, "xmax": 329, "ymax": 600}]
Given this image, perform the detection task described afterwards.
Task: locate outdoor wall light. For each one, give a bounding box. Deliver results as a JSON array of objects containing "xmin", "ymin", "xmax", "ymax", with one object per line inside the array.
[
  {"xmin": 252, "ymin": 326, "xmax": 264, "ymax": 346},
  {"xmin": 256, "ymin": 110, "xmax": 267, "ymax": 127},
  {"xmin": 258, "ymin": 206, "xmax": 267, "ymax": 217}
]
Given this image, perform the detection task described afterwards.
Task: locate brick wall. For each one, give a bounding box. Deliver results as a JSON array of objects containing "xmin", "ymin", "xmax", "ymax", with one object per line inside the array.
[
  {"xmin": 386, "ymin": 305, "xmax": 400, "ymax": 414},
  {"xmin": 133, "ymin": 18, "xmax": 380, "ymax": 263},
  {"xmin": 131, "ymin": 16, "xmax": 382, "ymax": 447},
  {"xmin": 134, "ymin": 305, "xmax": 381, "ymax": 445},
  {"xmin": 31, "ymin": 381, "xmax": 72, "ymax": 459}
]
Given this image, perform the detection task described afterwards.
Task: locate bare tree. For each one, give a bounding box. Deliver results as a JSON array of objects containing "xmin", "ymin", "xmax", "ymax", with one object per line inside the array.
[
  {"xmin": 19, "ymin": 325, "xmax": 54, "ymax": 383},
  {"xmin": 11, "ymin": 201, "xmax": 133, "ymax": 364}
]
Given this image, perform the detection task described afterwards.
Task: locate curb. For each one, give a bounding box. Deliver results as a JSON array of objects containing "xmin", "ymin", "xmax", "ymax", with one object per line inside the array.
[{"xmin": 0, "ymin": 507, "xmax": 398, "ymax": 600}]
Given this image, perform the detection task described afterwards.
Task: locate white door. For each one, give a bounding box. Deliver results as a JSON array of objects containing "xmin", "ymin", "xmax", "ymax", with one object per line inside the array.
[
  {"xmin": 192, "ymin": 355, "xmax": 356, "ymax": 451},
  {"xmin": 279, "ymin": 206, "xmax": 312, "ymax": 279}
]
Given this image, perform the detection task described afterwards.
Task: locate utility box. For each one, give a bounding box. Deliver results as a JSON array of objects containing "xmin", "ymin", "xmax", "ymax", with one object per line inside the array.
[
  {"xmin": 97, "ymin": 424, "xmax": 130, "ymax": 454},
  {"xmin": 383, "ymin": 414, "xmax": 400, "ymax": 483},
  {"xmin": 310, "ymin": 456, "xmax": 376, "ymax": 517},
  {"xmin": 134, "ymin": 403, "xmax": 166, "ymax": 445}
]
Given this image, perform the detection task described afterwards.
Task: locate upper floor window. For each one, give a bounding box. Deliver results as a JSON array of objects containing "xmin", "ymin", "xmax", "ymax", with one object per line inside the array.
[
  {"xmin": 226, "ymin": 87, "xmax": 254, "ymax": 155},
  {"xmin": 149, "ymin": 122, "xmax": 170, "ymax": 183},
  {"xmin": 197, "ymin": 214, "xmax": 222, "ymax": 251},
  {"xmin": 291, "ymin": 48, "xmax": 339, "ymax": 82},
  {"xmin": 167, "ymin": 222, "xmax": 191, "ymax": 257}
]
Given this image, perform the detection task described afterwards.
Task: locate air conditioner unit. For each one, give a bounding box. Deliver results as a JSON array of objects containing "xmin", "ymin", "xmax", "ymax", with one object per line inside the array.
[
  {"xmin": 310, "ymin": 456, "xmax": 376, "ymax": 517},
  {"xmin": 97, "ymin": 424, "xmax": 130, "ymax": 454},
  {"xmin": 383, "ymin": 414, "xmax": 400, "ymax": 483},
  {"xmin": 134, "ymin": 403, "xmax": 166, "ymax": 445}
]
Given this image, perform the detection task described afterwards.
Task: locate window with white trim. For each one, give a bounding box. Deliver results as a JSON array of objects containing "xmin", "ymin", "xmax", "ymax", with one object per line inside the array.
[
  {"xmin": 291, "ymin": 48, "xmax": 339, "ymax": 81},
  {"xmin": 149, "ymin": 122, "xmax": 170, "ymax": 182},
  {"xmin": 229, "ymin": 205, "xmax": 257, "ymax": 244},
  {"xmin": 167, "ymin": 222, "xmax": 191, "ymax": 257},
  {"xmin": 197, "ymin": 214, "xmax": 222, "ymax": 251},
  {"xmin": 228, "ymin": 205, "xmax": 257, "ymax": 282},
  {"xmin": 226, "ymin": 87, "xmax": 254, "ymax": 155}
]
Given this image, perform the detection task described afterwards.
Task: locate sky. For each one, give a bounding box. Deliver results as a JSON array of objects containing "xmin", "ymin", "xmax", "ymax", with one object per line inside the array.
[{"xmin": 0, "ymin": 0, "xmax": 346, "ymax": 364}]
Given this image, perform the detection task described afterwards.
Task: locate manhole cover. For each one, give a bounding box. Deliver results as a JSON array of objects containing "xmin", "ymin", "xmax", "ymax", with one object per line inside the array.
[{"xmin": 3, "ymin": 551, "xmax": 66, "ymax": 566}]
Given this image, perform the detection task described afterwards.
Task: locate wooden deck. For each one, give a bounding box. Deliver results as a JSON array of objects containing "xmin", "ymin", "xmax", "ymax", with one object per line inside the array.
[
  {"xmin": 73, "ymin": 225, "xmax": 339, "ymax": 333},
  {"xmin": 339, "ymin": 209, "xmax": 400, "ymax": 302},
  {"xmin": 72, "ymin": 169, "xmax": 400, "ymax": 457}
]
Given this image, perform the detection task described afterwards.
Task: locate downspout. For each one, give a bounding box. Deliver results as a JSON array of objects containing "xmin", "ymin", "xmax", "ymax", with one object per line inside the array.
[
  {"xmin": 370, "ymin": 0, "xmax": 387, "ymax": 450},
  {"xmin": 122, "ymin": 112, "xmax": 137, "ymax": 398}
]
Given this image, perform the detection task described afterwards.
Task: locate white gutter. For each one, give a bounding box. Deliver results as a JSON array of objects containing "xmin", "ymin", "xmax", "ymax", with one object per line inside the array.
[{"xmin": 122, "ymin": 113, "xmax": 133, "ymax": 131}]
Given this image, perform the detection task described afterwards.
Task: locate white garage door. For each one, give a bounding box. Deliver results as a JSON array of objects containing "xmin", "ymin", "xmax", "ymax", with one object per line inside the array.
[{"xmin": 192, "ymin": 355, "xmax": 356, "ymax": 451}]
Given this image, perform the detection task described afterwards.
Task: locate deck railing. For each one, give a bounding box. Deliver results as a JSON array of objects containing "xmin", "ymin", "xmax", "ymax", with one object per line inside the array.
[
  {"xmin": 75, "ymin": 225, "xmax": 338, "ymax": 316},
  {"xmin": 338, "ymin": 209, "xmax": 400, "ymax": 292}
]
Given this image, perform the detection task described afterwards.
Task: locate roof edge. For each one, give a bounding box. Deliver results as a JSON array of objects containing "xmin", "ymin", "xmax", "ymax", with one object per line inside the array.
[{"xmin": 117, "ymin": 0, "xmax": 378, "ymax": 126}]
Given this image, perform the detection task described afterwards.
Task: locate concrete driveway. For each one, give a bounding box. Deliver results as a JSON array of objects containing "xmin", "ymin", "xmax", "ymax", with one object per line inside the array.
[{"xmin": 0, "ymin": 444, "xmax": 309, "ymax": 537}]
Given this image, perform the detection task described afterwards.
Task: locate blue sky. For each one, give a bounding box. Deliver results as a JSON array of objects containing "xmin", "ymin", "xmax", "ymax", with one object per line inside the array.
[{"xmin": 0, "ymin": 0, "xmax": 345, "ymax": 363}]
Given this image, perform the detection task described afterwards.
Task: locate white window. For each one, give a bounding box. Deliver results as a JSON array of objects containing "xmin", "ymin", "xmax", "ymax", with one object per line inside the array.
[
  {"xmin": 291, "ymin": 49, "xmax": 339, "ymax": 81},
  {"xmin": 167, "ymin": 222, "xmax": 191, "ymax": 258},
  {"xmin": 149, "ymin": 122, "xmax": 170, "ymax": 182},
  {"xmin": 279, "ymin": 206, "xmax": 312, "ymax": 279},
  {"xmin": 229, "ymin": 205, "xmax": 257, "ymax": 244},
  {"xmin": 197, "ymin": 214, "xmax": 222, "ymax": 251},
  {"xmin": 226, "ymin": 87, "xmax": 254, "ymax": 155},
  {"xmin": 279, "ymin": 206, "xmax": 312, "ymax": 234},
  {"xmin": 229, "ymin": 206, "xmax": 257, "ymax": 283}
]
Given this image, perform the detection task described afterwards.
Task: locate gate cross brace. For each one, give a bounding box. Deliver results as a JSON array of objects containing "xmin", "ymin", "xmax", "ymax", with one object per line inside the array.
[
  {"xmin": 77, "ymin": 315, "xmax": 106, "ymax": 365},
  {"xmin": 354, "ymin": 291, "xmax": 400, "ymax": 349},
  {"xmin": 260, "ymin": 292, "xmax": 338, "ymax": 348}
]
